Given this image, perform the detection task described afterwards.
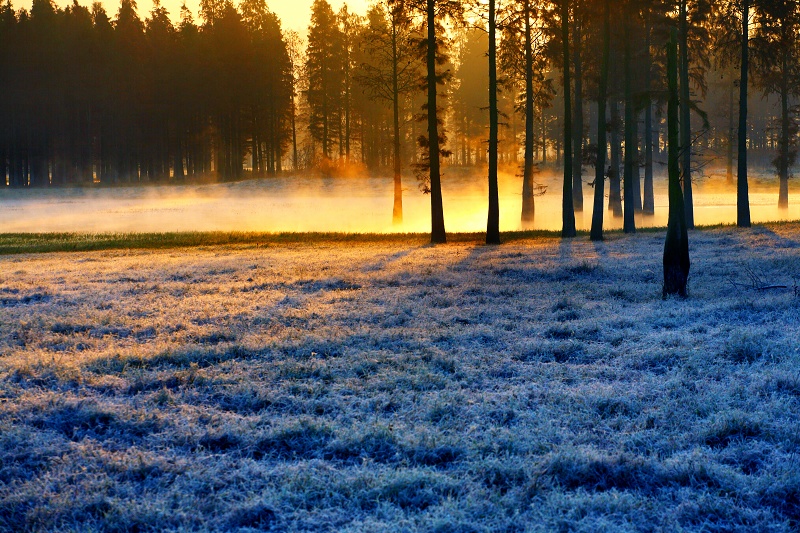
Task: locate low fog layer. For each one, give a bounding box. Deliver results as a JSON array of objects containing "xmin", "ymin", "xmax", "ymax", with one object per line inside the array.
[{"xmin": 0, "ymin": 170, "xmax": 798, "ymax": 233}]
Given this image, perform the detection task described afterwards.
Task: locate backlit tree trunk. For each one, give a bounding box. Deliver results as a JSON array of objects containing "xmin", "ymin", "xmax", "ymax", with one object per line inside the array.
[
  {"xmin": 427, "ymin": 0, "xmax": 446, "ymax": 243},
  {"xmin": 738, "ymin": 0, "xmax": 751, "ymax": 227},
  {"xmin": 680, "ymin": 0, "xmax": 694, "ymax": 228},
  {"xmin": 664, "ymin": 27, "xmax": 690, "ymax": 298},
  {"xmin": 486, "ymin": 0, "xmax": 500, "ymax": 244},
  {"xmin": 520, "ymin": 0, "xmax": 535, "ymax": 225},
  {"xmin": 590, "ymin": 0, "xmax": 610, "ymax": 241},
  {"xmin": 561, "ymin": 0, "xmax": 576, "ymax": 238}
]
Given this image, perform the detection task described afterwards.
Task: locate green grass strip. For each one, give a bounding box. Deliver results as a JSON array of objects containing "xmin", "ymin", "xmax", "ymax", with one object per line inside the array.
[{"xmin": 0, "ymin": 220, "xmax": 795, "ymax": 255}]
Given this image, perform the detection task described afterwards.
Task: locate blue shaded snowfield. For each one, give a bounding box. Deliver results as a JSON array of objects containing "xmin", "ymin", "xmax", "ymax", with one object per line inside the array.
[{"xmin": 1, "ymin": 225, "xmax": 799, "ymax": 530}]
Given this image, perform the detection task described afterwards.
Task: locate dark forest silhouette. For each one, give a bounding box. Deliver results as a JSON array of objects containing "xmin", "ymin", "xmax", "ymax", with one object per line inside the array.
[{"xmin": 1, "ymin": 0, "xmax": 800, "ymax": 247}]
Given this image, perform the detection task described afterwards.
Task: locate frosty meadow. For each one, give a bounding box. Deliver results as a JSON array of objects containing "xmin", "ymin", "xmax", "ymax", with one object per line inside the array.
[
  {"xmin": 1, "ymin": 225, "xmax": 800, "ymax": 531},
  {"xmin": 5, "ymin": 0, "xmax": 800, "ymax": 528}
]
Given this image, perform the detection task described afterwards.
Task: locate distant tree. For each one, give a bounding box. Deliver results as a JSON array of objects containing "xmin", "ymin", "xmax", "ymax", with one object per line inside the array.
[
  {"xmin": 679, "ymin": 0, "xmax": 693, "ymax": 228},
  {"xmin": 338, "ymin": 5, "xmax": 361, "ymax": 161},
  {"xmin": 713, "ymin": 0, "xmax": 751, "ymax": 227},
  {"xmin": 285, "ymin": 30, "xmax": 303, "ymax": 171},
  {"xmin": 113, "ymin": 0, "xmax": 147, "ymax": 182},
  {"xmin": 498, "ymin": 0, "xmax": 551, "ymax": 226},
  {"xmin": 144, "ymin": 0, "xmax": 176, "ymax": 181},
  {"xmin": 241, "ymin": 0, "xmax": 292, "ymax": 174},
  {"xmin": 642, "ymin": 13, "xmax": 655, "ymax": 214},
  {"xmin": 205, "ymin": 2, "xmax": 251, "ymax": 180},
  {"xmin": 570, "ymin": 0, "xmax": 584, "ymax": 212},
  {"xmin": 677, "ymin": 0, "xmax": 712, "ymax": 229},
  {"xmin": 452, "ymin": 28, "xmax": 487, "ymax": 166},
  {"xmin": 752, "ymin": 0, "xmax": 800, "ymax": 208},
  {"xmin": 356, "ymin": 1, "xmax": 421, "ymax": 223},
  {"xmin": 305, "ymin": 0, "xmax": 344, "ymax": 161}
]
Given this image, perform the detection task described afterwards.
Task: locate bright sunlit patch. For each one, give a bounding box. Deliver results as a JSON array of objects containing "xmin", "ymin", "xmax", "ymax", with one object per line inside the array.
[{"xmin": 0, "ymin": 171, "xmax": 798, "ymax": 234}]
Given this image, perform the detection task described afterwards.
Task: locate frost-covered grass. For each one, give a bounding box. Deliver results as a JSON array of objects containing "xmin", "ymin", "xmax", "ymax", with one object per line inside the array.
[{"xmin": 1, "ymin": 224, "xmax": 800, "ymax": 532}]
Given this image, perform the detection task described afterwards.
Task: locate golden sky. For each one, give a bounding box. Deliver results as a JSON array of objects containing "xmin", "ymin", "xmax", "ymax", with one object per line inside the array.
[{"xmin": 22, "ymin": 0, "xmax": 370, "ymax": 34}]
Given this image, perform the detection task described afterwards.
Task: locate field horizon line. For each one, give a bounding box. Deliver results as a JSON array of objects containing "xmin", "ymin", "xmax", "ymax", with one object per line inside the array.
[{"xmin": 0, "ymin": 220, "xmax": 798, "ymax": 255}]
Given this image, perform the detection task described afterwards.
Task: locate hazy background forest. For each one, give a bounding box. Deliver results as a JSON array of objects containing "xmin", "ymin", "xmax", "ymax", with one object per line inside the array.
[{"xmin": 1, "ymin": 0, "xmax": 799, "ymax": 232}]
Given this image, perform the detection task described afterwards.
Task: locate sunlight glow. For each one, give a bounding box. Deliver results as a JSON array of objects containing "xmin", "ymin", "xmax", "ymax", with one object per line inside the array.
[{"xmin": 15, "ymin": 0, "xmax": 370, "ymax": 33}]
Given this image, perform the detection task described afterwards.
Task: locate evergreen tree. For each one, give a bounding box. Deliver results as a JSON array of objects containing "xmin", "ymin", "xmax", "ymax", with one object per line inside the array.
[{"xmin": 306, "ymin": 0, "xmax": 345, "ymax": 161}]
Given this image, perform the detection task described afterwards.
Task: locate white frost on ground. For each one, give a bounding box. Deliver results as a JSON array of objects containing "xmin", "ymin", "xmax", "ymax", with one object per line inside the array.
[{"xmin": 1, "ymin": 225, "xmax": 800, "ymax": 531}]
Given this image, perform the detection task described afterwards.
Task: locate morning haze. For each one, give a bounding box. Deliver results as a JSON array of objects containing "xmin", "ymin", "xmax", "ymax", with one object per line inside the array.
[
  {"xmin": 1, "ymin": 0, "xmax": 800, "ymax": 531},
  {"xmin": 14, "ymin": 0, "xmax": 369, "ymax": 31}
]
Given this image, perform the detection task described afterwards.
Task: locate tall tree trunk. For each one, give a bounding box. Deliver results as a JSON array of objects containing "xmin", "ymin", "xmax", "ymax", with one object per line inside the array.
[
  {"xmin": 521, "ymin": 0, "xmax": 535, "ymax": 226},
  {"xmin": 643, "ymin": 20, "xmax": 654, "ymax": 214},
  {"xmin": 561, "ymin": 0, "xmax": 576, "ymax": 238},
  {"xmin": 345, "ymin": 56, "xmax": 351, "ymax": 161},
  {"xmin": 727, "ymin": 77, "xmax": 734, "ymax": 184},
  {"xmin": 291, "ymin": 82, "xmax": 298, "ymax": 170},
  {"xmin": 779, "ymin": 55, "xmax": 789, "ymax": 208},
  {"xmin": 391, "ymin": 19, "xmax": 403, "ymax": 224},
  {"xmin": 738, "ymin": 0, "xmax": 751, "ymax": 227},
  {"xmin": 623, "ymin": 22, "xmax": 636, "ymax": 234},
  {"xmin": 680, "ymin": 0, "xmax": 694, "ymax": 228},
  {"xmin": 174, "ymin": 121, "xmax": 185, "ymax": 181},
  {"xmin": 541, "ymin": 110, "xmax": 547, "ymax": 164},
  {"xmin": 590, "ymin": 0, "xmax": 610, "ymax": 241},
  {"xmin": 664, "ymin": 27, "xmax": 690, "ymax": 298},
  {"xmin": 487, "ymin": 0, "xmax": 500, "ymax": 244},
  {"xmin": 572, "ymin": 17, "xmax": 584, "ymax": 212},
  {"xmin": 609, "ymin": 98, "xmax": 622, "ymax": 216},
  {"xmin": 632, "ymin": 109, "xmax": 642, "ymax": 212},
  {"xmin": 251, "ymin": 110, "xmax": 259, "ymax": 174},
  {"xmin": 427, "ymin": 0, "xmax": 446, "ymax": 243}
]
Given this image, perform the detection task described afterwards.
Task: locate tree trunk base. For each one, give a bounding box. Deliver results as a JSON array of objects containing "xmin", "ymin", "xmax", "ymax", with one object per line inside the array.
[
  {"xmin": 779, "ymin": 178, "xmax": 788, "ymax": 209},
  {"xmin": 663, "ymin": 265, "xmax": 688, "ymax": 298}
]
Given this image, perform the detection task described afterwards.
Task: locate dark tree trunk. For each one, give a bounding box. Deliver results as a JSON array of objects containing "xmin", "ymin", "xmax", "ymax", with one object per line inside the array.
[
  {"xmin": 486, "ymin": 0, "xmax": 500, "ymax": 244},
  {"xmin": 541, "ymin": 111, "xmax": 547, "ymax": 164},
  {"xmin": 291, "ymin": 81, "xmax": 298, "ymax": 170},
  {"xmin": 664, "ymin": 28, "xmax": 690, "ymax": 298},
  {"xmin": 344, "ymin": 54, "xmax": 351, "ymax": 161},
  {"xmin": 632, "ymin": 109, "xmax": 642, "ymax": 212},
  {"xmin": 174, "ymin": 121, "xmax": 185, "ymax": 181},
  {"xmin": 623, "ymin": 23, "xmax": 636, "ymax": 234},
  {"xmin": 0, "ymin": 142, "xmax": 6, "ymax": 187},
  {"xmin": 521, "ymin": 0, "xmax": 535, "ymax": 226},
  {"xmin": 643, "ymin": 21, "xmax": 654, "ymax": 214},
  {"xmin": 727, "ymin": 78, "xmax": 734, "ymax": 184},
  {"xmin": 427, "ymin": 0, "xmax": 446, "ymax": 243},
  {"xmin": 738, "ymin": 0, "xmax": 751, "ymax": 227},
  {"xmin": 590, "ymin": 0, "xmax": 610, "ymax": 241},
  {"xmin": 572, "ymin": 17, "xmax": 584, "ymax": 212},
  {"xmin": 392, "ymin": 19, "xmax": 403, "ymax": 224},
  {"xmin": 251, "ymin": 110, "xmax": 259, "ymax": 174},
  {"xmin": 609, "ymin": 98, "xmax": 622, "ymax": 216},
  {"xmin": 680, "ymin": 0, "xmax": 694, "ymax": 228},
  {"xmin": 561, "ymin": 0, "xmax": 576, "ymax": 238},
  {"xmin": 779, "ymin": 55, "xmax": 789, "ymax": 208}
]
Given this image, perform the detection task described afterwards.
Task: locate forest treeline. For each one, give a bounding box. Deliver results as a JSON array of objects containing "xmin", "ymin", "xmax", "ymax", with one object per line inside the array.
[{"xmin": 0, "ymin": 0, "xmax": 797, "ymax": 229}]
